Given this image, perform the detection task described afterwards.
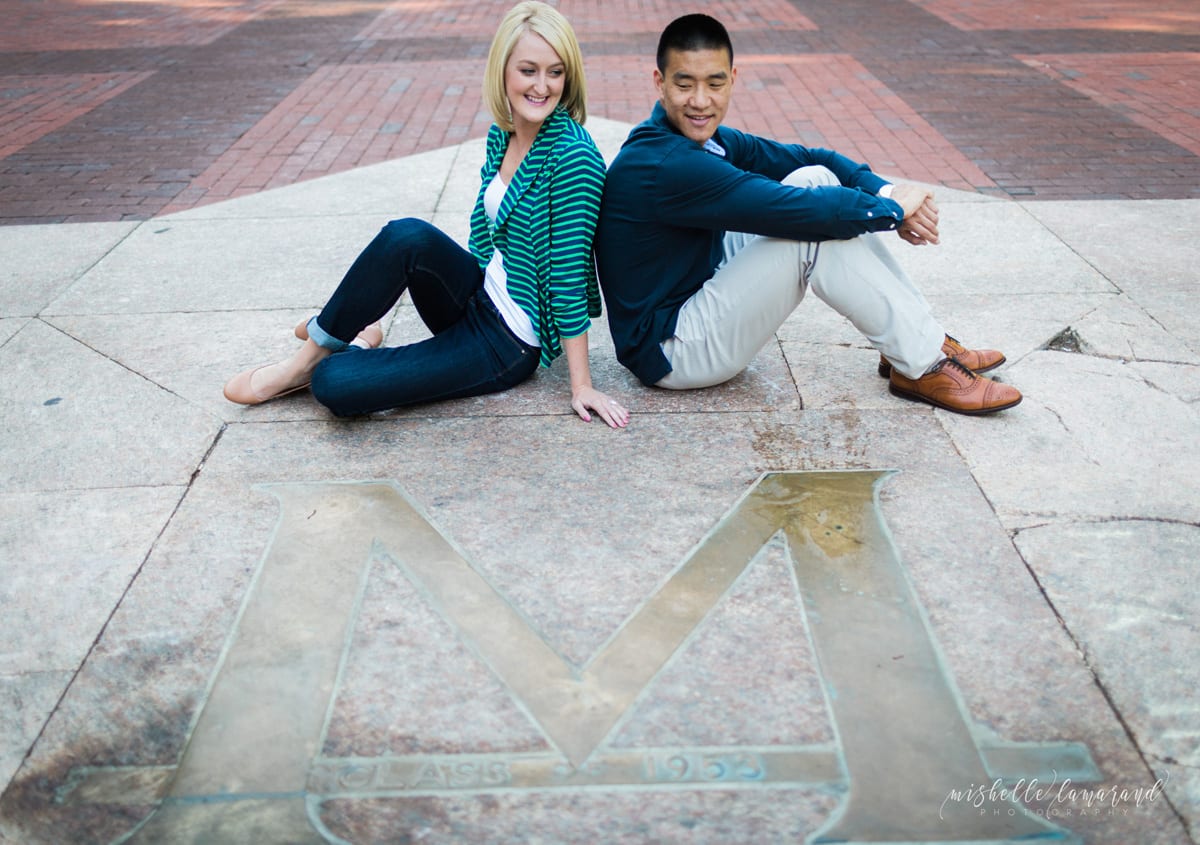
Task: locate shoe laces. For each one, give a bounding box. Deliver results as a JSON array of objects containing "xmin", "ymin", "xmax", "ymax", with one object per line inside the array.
[{"xmin": 940, "ymin": 356, "xmax": 977, "ymax": 380}]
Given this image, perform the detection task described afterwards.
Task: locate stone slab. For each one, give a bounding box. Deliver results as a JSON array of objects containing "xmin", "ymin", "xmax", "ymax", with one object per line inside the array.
[
  {"xmin": 49, "ymin": 309, "xmax": 338, "ymax": 425},
  {"xmin": 779, "ymin": 339, "xmax": 891, "ymax": 410},
  {"xmin": 1014, "ymin": 520, "xmax": 1200, "ymax": 835},
  {"xmin": 881, "ymin": 201, "xmax": 1118, "ymax": 296},
  {"xmin": 1071, "ymin": 293, "xmax": 1200, "ymax": 365},
  {"xmin": 609, "ymin": 538, "xmax": 833, "ymax": 749},
  {"xmin": 41, "ymin": 216, "xmax": 409, "ymax": 316},
  {"xmin": 776, "ymin": 290, "xmax": 869, "ymax": 348},
  {"xmin": 1020, "ymin": 199, "xmax": 1200, "ymax": 359},
  {"xmin": 321, "ymin": 791, "xmax": 839, "ymax": 843},
  {"xmin": 0, "ymin": 317, "xmax": 25, "ymax": 347},
  {"xmin": 0, "ymin": 411, "xmax": 1182, "ymax": 844},
  {"xmin": 0, "ymin": 223, "xmax": 137, "ymax": 317},
  {"xmin": 1129, "ymin": 360, "xmax": 1200, "ymax": 404},
  {"xmin": 159, "ymin": 147, "xmax": 458, "ymax": 222},
  {"xmin": 0, "ymin": 487, "xmax": 183, "ymax": 674},
  {"xmin": 776, "ymin": 290, "xmax": 1118, "ymax": 408},
  {"xmin": 0, "ymin": 320, "xmax": 222, "ymax": 492},
  {"xmin": 431, "ymin": 143, "xmax": 485, "ymax": 217},
  {"xmin": 941, "ymin": 349, "xmax": 1200, "ymax": 529},
  {"xmin": 920, "ymin": 292, "xmax": 1120, "ymax": 366},
  {"xmin": 0, "ymin": 672, "xmax": 71, "ymax": 795},
  {"xmin": 1022, "ymin": 200, "xmax": 1200, "ymax": 292},
  {"xmin": 1125, "ymin": 287, "xmax": 1200, "ymax": 359}
]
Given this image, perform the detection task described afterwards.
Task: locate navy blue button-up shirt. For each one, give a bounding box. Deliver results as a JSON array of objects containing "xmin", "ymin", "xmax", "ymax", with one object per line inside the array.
[{"xmin": 596, "ymin": 102, "xmax": 904, "ymax": 386}]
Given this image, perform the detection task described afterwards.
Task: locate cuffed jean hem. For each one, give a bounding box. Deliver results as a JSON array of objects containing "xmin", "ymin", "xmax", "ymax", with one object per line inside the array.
[
  {"xmin": 305, "ymin": 316, "xmax": 350, "ymax": 352},
  {"xmin": 309, "ymin": 291, "xmax": 540, "ymax": 418}
]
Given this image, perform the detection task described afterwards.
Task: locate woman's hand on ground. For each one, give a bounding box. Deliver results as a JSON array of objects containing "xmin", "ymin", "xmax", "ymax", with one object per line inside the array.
[{"xmin": 571, "ymin": 386, "xmax": 630, "ymax": 428}]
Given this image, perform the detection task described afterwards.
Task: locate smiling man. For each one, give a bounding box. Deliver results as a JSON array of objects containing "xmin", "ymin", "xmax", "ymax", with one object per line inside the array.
[{"xmin": 595, "ymin": 13, "xmax": 1021, "ymax": 415}]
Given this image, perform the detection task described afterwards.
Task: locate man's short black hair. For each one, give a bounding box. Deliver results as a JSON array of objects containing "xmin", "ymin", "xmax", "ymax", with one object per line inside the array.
[{"xmin": 656, "ymin": 14, "xmax": 734, "ymax": 73}]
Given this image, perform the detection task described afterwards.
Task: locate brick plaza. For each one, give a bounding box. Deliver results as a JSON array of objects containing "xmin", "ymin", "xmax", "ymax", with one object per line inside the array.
[{"xmin": 2, "ymin": 0, "xmax": 1199, "ymax": 223}]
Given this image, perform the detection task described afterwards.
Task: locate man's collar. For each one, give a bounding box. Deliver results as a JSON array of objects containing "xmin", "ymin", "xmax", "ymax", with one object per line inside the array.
[
  {"xmin": 650, "ymin": 101, "xmax": 672, "ymax": 129},
  {"xmin": 650, "ymin": 101, "xmax": 723, "ymax": 152},
  {"xmin": 649, "ymin": 101, "xmax": 680, "ymax": 139}
]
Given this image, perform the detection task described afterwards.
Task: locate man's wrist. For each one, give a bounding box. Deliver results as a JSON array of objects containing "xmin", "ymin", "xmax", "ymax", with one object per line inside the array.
[{"xmin": 878, "ymin": 183, "xmax": 894, "ymax": 199}]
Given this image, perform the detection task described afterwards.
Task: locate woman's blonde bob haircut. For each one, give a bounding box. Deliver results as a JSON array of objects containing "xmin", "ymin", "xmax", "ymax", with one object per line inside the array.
[{"xmin": 483, "ymin": 1, "xmax": 588, "ymax": 132}]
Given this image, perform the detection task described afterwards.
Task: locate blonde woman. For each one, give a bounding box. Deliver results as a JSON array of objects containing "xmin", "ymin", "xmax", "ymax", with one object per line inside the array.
[{"xmin": 224, "ymin": 2, "xmax": 628, "ymax": 427}]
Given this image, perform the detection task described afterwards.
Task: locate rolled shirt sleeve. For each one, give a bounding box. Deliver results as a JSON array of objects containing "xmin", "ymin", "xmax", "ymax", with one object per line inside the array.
[{"xmin": 651, "ymin": 131, "xmax": 905, "ymax": 241}]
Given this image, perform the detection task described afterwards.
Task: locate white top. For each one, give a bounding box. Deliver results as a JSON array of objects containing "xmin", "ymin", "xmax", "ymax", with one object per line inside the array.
[{"xmin": 482, "ymin": 174, "xmax": 539, "ymax": 347}]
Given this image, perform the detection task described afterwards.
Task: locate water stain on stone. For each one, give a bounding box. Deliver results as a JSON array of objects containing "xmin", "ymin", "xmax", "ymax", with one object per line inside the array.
[
  {"xmin": 0, "ymin": 700, "xmax": 192, "ymax": 845},
  {"xmin": 0, "ymin": 637, "xmax": 204, "ymax": 844},
  {"xmin": 749, "ymin": 421, "xmax": 803, "ymax": 466},
  {"xmin": 749, "ymin": 471, "xmax": 875, "ymax": 560}
]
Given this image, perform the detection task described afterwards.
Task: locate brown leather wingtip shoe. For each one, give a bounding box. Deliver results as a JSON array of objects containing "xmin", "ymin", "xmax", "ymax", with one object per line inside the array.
[
  {"xmin": 878, "ymin": 334, "xmax": 1006, "ymax": 377},
  {"xmin": 889, "ymin": 356, "xmax": 1022, "ymax": 415}
]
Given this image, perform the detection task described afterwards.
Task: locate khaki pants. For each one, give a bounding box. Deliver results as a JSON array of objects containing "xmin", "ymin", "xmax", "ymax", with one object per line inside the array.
[{"xmin": 657, "ymin": 166, "xmax": 946, "ymax": 389}]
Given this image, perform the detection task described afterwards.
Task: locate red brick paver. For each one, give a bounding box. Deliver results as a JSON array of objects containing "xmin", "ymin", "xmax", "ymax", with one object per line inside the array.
[
  {"xmin": 0, "ymin": 0, "xmax": 283, "ymax": 52},
  {"xmin": 911, "ymin": 0, "xmax": 1200, "ymax": 34},
  {"xmin": 592, "ymin": 52, "xmax": 995, "ymax": 192},
  {"xmin": 359, "ymin": 0, "xmax": 815, "ymax": 41},
  {"xmin": 0, "ymin": 72, "xmax": 153, "ymax": 159},
  {"xmin": 731, "ymin": 55, "xmax": 995, "ymax": 191},
  {"xmin": 1021, "ymin": 52, "xmax": 1200, "ymax": 158},
  {"xmin": 2, "ymin": 0, "xmax": 1199, "ymax": 223},
  {"xmin": 163, "ymin": 61, "xmax": 492, "ymax": 213}
]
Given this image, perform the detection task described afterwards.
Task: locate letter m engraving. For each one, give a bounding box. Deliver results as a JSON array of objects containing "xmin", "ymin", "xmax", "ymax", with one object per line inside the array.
[{"xmin": 124, "ymin": 472, "xmax": 1086, "ymax": 844}]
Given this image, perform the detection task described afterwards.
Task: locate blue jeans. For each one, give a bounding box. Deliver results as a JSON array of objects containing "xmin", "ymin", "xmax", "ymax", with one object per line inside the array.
[{"xmin": 308, "ymin": 218, "xmax": 540, "ymax": 417}]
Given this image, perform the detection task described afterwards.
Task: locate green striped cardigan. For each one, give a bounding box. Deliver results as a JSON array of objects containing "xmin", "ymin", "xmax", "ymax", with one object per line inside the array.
[{"xmin": 468, "ymin": 106, "xmax": 605, "ymax": 367}]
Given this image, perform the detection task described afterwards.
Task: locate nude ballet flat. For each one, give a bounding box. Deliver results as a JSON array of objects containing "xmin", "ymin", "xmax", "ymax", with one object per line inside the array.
[
  {"xmin": 222, "ymin": 363, "xmax": 310, "ymax": 406},
  {"xmin": 294, "ymin": 318, "xmax": 384, "ymax": 349}
]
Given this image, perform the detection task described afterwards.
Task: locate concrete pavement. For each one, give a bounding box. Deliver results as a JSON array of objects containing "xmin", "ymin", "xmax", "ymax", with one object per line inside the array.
[{"xmin": 2, "ymin": 1, "xmax": 1198, "ymax": 843}]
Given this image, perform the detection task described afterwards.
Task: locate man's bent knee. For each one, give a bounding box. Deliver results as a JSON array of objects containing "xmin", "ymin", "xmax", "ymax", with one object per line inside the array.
[
  {"xmin": 657, "ymin": 367, "xmax": 740, "ymax": 391},
  {"xmin": 783, "ymin": 165, "xmax": 839, "ymax": 189},
  {"xmin": 656, "ymin": 344, "xmax": 747, "ymax": 390}
]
